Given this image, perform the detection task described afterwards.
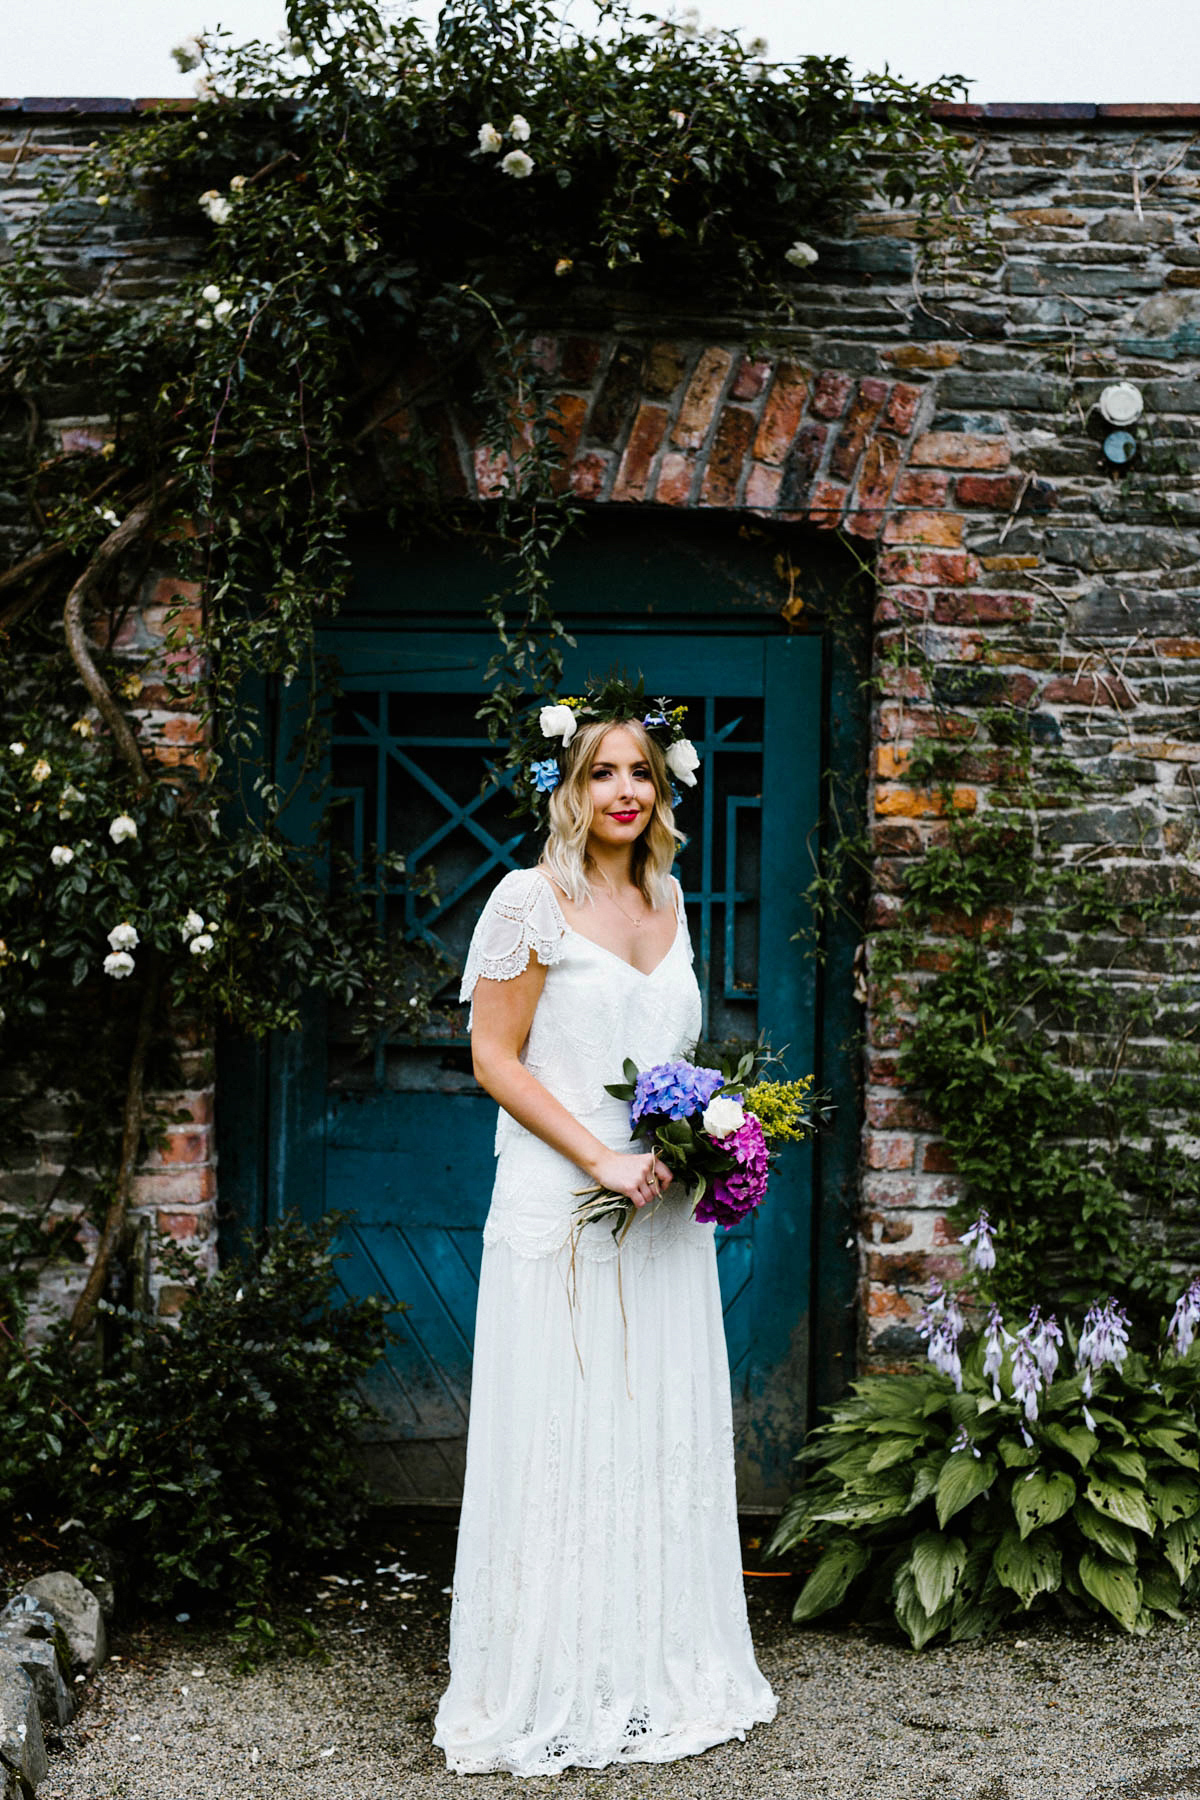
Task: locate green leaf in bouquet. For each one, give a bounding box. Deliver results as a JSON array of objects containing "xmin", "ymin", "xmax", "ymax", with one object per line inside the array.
[
  {"xmin": 910, "ymin": 1529, "xmax": 966, "ymax": 1615},
  {"xmin": 622, "ymin": 1058, "xmax": 639, "ymax": 1084},
  {"xmin": 1143, "ymin": 1428, "xmax": 1200, "ymax": 1470},
  {"xmin": 1012, "ymin": 1467, "xmax": 1075, "ymax": 1540},
  {"xmin": 1078, "ymin": 1550, "xmax": 1141, "ymax": 1632},
  {"xmin": 936, "ymin": 1451, "xmax": 996, "ymax": 1528},
  {"xmin": 1040, "ymin": 1421, "xmax": 1098, "ymax": 1468},
  {"xmin": 791, "ymin": 1537, "xmax": 869, "ymax": 1623},
  {"xmin": 893, "ymin": 1560, "xmax": 953, "ymax": 1649},
  {"xmin": 603, "ymin": 1080, "xmax": 635, "ymax": 1100},
  {"xmin": 994, "ymin": 1527, "xmax": 1061, "ymax": 1609},
  {"xmin": 1073, "ymin": 1497, "xmax": 1137, "ymax": 1565},
  {"xmin": 1084, "ymin": 1474, "xmax": 1156, "ymax": 1537},
  {"xmin": 1147, "ymin": 1470, "xmax": 1200, "ymax": 1527}
]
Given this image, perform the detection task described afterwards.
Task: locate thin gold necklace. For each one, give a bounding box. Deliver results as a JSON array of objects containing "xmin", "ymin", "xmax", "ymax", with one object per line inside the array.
[{"xmin": 597, "ymin": 877, "xmax": 648, "ymax": 928}]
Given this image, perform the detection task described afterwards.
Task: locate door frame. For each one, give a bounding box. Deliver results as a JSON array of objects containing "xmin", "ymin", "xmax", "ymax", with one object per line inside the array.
[{"xmin": 216, "ymin": 513, "xmax": 868, "ymax": 1449}]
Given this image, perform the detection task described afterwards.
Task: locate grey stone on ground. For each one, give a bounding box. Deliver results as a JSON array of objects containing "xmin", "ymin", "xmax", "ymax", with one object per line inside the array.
[
  {"xmin": 17, "ymin": 1578, "xmax": 105, "ymax": 1678},
  {"xmin": 32, "ymin": 1520, "xmax": 1200, "ymax": 1800},
  {"xmin": 0, "ymin": 1650, "xmax": 48, "ymax": 1797},
  {"xmin": 0, "ymin": 1627, "xmax": 72, "ymax": 1729}
]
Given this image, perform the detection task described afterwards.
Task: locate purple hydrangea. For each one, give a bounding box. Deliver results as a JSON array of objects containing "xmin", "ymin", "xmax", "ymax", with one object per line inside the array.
[
  {"xmin": 631, "ymin": 1059, "xmax": 724, "ymax": 1124},
  {"xmin": 696, "ymin": 1114, "xmax": 770, "ymax": 1230}
]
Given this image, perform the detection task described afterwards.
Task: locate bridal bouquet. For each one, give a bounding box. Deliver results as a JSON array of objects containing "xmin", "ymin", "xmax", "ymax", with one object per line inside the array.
[{"xmin": 574, "ymin": 1051, "xmax": 822, "ymax": 1241}]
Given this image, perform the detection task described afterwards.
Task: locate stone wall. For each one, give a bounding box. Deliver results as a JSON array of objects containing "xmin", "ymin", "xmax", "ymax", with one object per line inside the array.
[{"xmin": 3, "ymin": 99, "xmax": 1199, "ymax": 1358}]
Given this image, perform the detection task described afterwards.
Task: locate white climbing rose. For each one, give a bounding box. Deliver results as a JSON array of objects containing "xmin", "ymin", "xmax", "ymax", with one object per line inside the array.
[
  {"xmin": 103, "ymin": 951, "xmax": 135, "ymax": 979},
  {"xmin": 107, "ymin": 921, "xmax": 139, "ymax": 952},
  {"xmin": 785, "ymin": 241, "xmax": 818, "ymax": 268},
  {"xmin": 509, "ymin": 114, "xmax": 531, "ymax": 142},
  {"xmin": 109, "ymin": 814, "xmax": 138, "ymax": 844},
  {"xmin": 198, "ymin": 189, "xmax": 231, "ymax": 225},
  {"xmin": 201, "ymin": 283, "xmax": 221, "ymax": 303},
  {"xmin": 478, "ymin": 122, "xmax": 502, "ymax": 154},
  {"xmin": 8, "ymin": 743, "xmax": 24, "ymax": 756},
  {"xmin": 181, "ymin": 910, "xmax": 206, "ymax": 940},
  {"xmin": 501, "ymin": 150, "xmax": 534, "ymax": 180},
  {"xmin": 31, "ymin": 758, "xmax": 52, "ymax": 783},
  {"xmin": 665, "ymin": 738, "xmax": 700, "ymax": 787},
  {"xmin": 702, "ymin": 1095, "xmax": 745, "ymax": 1140},
  {"xmin": 189, "ymin": 933, "xmax": 215, "ymax": 956},
  {"xmin": 50, "ymin": 846, "xmax": 75, "ymax": 868},
  {"xmin": 539, "ymin": 703, "xmax": 578, "ymax": 746}
]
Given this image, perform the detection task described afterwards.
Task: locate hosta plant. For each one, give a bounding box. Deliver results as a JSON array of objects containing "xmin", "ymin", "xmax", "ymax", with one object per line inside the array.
[{"xmin": 769, "ymin": 1266, "xmax": 1200, "ymax": 1648}]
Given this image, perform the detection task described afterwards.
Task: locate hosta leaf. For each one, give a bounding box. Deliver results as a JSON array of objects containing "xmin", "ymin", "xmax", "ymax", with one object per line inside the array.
[
  {"xmin": 813, "ymin": 1491, "xmax": 909, "ymax": 1527},
  {"xmin": 893, "ymin": 1562, "xmax": 952, "ymax": 1650},
  {"xmin": 936, "ymin": 1452, "xmax": 996, "ymax": 1528},
  {"xmin": 1098, "ymin": 1448, "xmax": 1148, "ymax": 1484},
  {"xmin": 906, "ymin": 1456, "xmax": 946, "ymax": 1513},
  {"xmin": 1148, "ymin": 1471, "xmax": 1200, "ymax": 1527},
  {"xmin": 1040, "ymin": 1422, "xmax": 1098, "ymax": 1468},
  {"xmin": 1143, "ymin": 1429, "xmax": 1200, "ymax": 1471},
  {"xmin": 910, "ymin": 1530, "xmax": 967, "ymax": 1616},
  {"xmin": 1078, "ymin": 1551, "xmax": 1141, "ymax": 1632},
  {"xmin": 868, "ymin": 1436, "xmax": 927, "ymax": 1472},
  {"xmin": 1074, "ymin": 1497, "xmax": 1137, "ymax": 1565},
  {"xmin": 1084, "ymin": 1475, "xmax": 1156, "ymax": 1538},
  {"xmin": 791, "ymin": 1538, "xmax": 869, "ymax": 1624},
  {"xmin": 1012, "ymin": 1467, "xmax": 1075, "ymax": 1540},
  {"xmin": 1141, "ymin": 1559, "xmax": 1184, "ymax": 1619},
  {"xmin": 997, "ymin": 1436, "xmax": 1039, "ymax": 1469},
  {"xmin": 993, "ymin": 1527, "xmax": 1062, "ymax": 1609},
  {"xmin": 1163, "ymin": 1514, "xmax": 1200, "ymax": 1586}
]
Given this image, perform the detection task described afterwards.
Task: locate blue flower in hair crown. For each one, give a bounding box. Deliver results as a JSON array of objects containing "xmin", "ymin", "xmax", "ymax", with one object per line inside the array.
[{"xmin": 503, "ymin": 676, "xmax": 700, "ymax": 824}]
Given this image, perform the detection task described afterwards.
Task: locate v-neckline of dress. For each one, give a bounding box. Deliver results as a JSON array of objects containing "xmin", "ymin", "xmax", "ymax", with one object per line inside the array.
[{"xmin": 535, "ymin": 870, "xmax": 683, "ymax": 980}]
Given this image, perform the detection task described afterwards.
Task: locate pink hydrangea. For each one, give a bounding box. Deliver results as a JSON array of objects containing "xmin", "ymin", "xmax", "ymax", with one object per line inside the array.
[{"xmin": 695, "ymin": 1114, "xmax": 769, "ymax": 1230}]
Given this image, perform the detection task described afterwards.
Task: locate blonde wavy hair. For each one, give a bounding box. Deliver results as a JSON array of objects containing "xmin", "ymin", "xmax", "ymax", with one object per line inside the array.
[{"xmin": 540, "ymin": 717, "xmax": 682, "ymax": 909}]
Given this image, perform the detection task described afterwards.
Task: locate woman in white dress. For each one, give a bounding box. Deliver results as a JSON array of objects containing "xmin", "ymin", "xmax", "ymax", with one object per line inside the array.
[{"xmin": 433, "ymin": 697, "xmax": 777, "ymax": 1777}]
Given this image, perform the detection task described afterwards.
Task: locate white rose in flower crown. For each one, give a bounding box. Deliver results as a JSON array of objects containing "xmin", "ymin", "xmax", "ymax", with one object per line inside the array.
[
  {"xmin": 109, "ymin": 814, "xmax": 138, "ymax": 844},
  {"xmin": 103, "ymin": 951, "xmax": 135, "ymax": 980},
  {"xmin": 702, "ymin": 1094, "xmax": 745, "ymax": 1140},
  {"xmin": 539, "ymin": 703, "xmax": 578, "ymax": 747},
  {"xmin": 50, "ymin": 846, "xmax": 74, "ymax": 868},
  {"xmin": 478, "ymin": 122, "xmax": 502, "ymax": 154},
  {"xmin": 665, "ymin": 738, "xmax": 700, "ymax": 787},
  {"xmin": 107, "ymin": 921, "xmax": 139, "ymax": 953}
]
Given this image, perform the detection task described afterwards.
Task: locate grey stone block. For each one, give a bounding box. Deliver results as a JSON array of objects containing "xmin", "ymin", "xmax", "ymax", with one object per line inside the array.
[
  {"xmin": 0, "ymin": 1630, "xmax": 72, "ymax": 1728},
  {"xmin": 0, "ymin": 1652, "xmax": 47, "ymax": 1795},
  {"xmin": 19, "ymin": 1574, "xmax": 106, "ymax": 1676}
]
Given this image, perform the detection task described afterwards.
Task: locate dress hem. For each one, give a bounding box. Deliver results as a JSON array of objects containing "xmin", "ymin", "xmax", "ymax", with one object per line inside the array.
[{"xmin": 433, "ymin": 1694, "xmax": 779, "ymax": 1778}]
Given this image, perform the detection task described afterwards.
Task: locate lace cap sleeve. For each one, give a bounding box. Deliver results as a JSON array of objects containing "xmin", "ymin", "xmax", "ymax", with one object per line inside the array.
[{"xmin": 459, "ymin": 868, "xmax": 568, "ymax": 1017}]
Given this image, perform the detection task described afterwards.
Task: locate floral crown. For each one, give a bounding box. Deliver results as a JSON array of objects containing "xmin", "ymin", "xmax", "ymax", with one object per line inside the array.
[{"xmin": 503, "ymin": 675, "xmax": 700, "ymax": 825}]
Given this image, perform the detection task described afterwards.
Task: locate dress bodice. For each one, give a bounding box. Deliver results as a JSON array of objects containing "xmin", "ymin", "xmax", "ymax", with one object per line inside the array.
[{"xmin": 460, "ymin": 866, "xmax": 706, "ymax": 1261}]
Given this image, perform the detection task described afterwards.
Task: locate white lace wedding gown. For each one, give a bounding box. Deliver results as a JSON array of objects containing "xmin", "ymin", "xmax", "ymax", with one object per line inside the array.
[{"xmin": 433, "ymin": 866, "xmax": 777, "ymax": 1777}]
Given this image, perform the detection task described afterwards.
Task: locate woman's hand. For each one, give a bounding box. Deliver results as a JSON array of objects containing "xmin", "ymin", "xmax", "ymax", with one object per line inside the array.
[{"xmin": 588, "ymin": 1150, "xmax": 674, "ymax": 1209}]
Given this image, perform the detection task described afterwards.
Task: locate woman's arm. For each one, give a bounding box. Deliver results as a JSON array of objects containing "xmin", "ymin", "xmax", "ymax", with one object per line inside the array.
[{"xmin": 471, "ymin": 964, "xmax": 671, "ymax": 1209}]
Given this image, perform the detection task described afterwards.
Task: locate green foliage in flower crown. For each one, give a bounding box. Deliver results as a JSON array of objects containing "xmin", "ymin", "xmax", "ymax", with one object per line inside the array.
[
  {"xmin": 769, "ymin": 1317, "xmax": 1200, "ymax": 1648},
  {"xmin": 0, "ymin": 1215, "xmax": 394, "ymax": 1610}
]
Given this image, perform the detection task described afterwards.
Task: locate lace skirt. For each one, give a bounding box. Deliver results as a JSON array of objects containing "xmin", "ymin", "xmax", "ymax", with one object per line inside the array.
[{"xmin": 433, "ymin": 1210, "xmax": 778, "ymax": 1777}]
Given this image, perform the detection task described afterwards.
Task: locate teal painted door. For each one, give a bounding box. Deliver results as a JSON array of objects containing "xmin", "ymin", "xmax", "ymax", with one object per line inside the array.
[{"xmin": 268, "ymin": 619, "xmax": 821, "ymax": 1505}]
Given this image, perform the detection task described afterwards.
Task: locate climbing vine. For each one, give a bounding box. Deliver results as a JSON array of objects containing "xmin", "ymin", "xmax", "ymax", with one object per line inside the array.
[{"xmin": 0, "ymin": 0, "xmax": 977, "ymax": 1336}]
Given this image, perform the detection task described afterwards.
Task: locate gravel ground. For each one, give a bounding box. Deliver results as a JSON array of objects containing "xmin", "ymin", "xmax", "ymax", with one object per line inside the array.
[{"xmin": 37, "ymin": 1514, "xmax": 1200, "ymax": 1800}]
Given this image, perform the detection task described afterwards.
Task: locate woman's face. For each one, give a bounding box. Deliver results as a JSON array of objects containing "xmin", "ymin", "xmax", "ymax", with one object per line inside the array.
[{"xmin": 585, "ymin": 724, "xmax": 657, "ymax": 852}]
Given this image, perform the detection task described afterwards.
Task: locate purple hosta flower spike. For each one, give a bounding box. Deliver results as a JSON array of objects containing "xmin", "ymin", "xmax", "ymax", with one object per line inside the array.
[
  {"xmin": 919, "ymin": 1283, "xmax": 964, "ymax": 1392},
  {"xmin": 1167, "ymin": 1277, "xmax": 1200, "ymax": 1358},
  {"xmin": 982, "ymin": 1304, "xmax": 1010, "ymax": 1401},
  {"xmin": 950, "ymin": 1422, "xmax": 982, "ymax": 1459},
  {"xmin": 1010, "ymin": 1324, "xmax": 1043, "ymax": 1424},
  {"xmin": 959, "ymin": 1209, "xmax": 996, "ymax": 1273},
  {"xmin": 1031, "ymin": 1309, "xmax": 1063, "ymax": 1386},
  {"xmin": 1076, "ymin": 1296, "xmax": 1132, "ymax": 1397}
]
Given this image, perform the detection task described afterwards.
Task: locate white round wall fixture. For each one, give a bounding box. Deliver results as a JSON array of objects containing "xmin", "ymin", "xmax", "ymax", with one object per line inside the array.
[{"xmin": 1098, "ymin": 382, "xmax": 1144, "ymax": 426}]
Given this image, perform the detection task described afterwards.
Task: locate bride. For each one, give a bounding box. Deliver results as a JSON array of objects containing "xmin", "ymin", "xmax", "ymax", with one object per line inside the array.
[{"xmin": 433, "ymin": 688, "xmax": 777, "ymax": 1776}]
